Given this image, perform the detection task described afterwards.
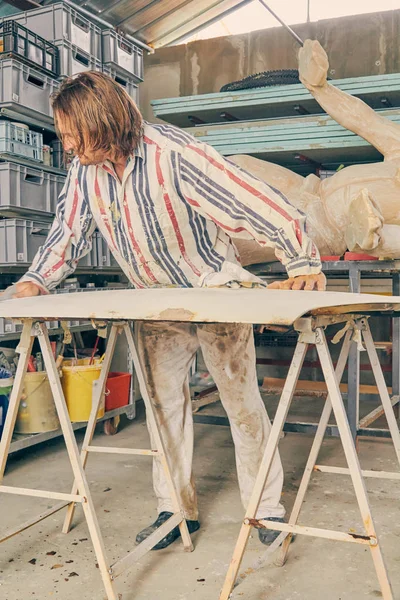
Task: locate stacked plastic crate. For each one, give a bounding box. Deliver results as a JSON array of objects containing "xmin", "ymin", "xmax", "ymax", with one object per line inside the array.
[
  {"xmin": 101, "ymin": 28, "xmax": 143, "ymax": 106},
  {"xmin": 3, "ymin": 2, "xmax": 143, "ymax": 102},
  {"xmin": 0, "ymin": 2, "xmax": 145, "ymax": 337}
]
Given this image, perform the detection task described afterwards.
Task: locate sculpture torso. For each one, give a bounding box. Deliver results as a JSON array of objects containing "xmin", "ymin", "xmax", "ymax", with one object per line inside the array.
[{"xmin": 320, "ymin": 161, "xmax": 400, "ymax": 229}]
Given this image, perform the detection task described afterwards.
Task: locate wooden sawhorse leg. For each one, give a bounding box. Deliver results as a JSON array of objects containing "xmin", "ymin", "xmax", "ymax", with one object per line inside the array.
[
  {"xmin": 220, "ymin": 317, "xmax": 396, "ymax": 600},
  {"xmin": 0, "ymin": 320, "xmax": 194, "ymax": 600},
  {"xmin": 62, "ymin": 322, "xmax": 193, "ymax": 577},
  {"xmin": 0, "ymin": 320, "xmax": 118, "ymax": 600}
]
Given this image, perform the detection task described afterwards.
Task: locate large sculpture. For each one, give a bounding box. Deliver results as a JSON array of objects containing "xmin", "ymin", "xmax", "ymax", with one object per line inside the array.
[{"xmin": 231, "ymin": 39, "xmax": 400, "ymax": 266}]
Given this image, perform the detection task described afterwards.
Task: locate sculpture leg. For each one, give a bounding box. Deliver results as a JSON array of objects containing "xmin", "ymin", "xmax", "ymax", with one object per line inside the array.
[{"xmin": 345, "ymin": 188, "xmax": 383, "ymax": 253}]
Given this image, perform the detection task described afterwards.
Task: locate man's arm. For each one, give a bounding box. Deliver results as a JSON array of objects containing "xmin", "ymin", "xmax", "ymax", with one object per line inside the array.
[
  {"xmin": 177, "ymin": 139, "xmax": 325, "ymax": 290},
  {"xmin": 17, "ymin": 159, "xmax": 96, "ymax": 296},
  {"xmin": 299, "ymin": 39, "xmax": 400, "ymax": 159}
]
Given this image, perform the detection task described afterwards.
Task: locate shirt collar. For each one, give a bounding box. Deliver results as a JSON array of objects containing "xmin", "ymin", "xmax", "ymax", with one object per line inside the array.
[
  {"xmin": 134, "ymin": 136, "xmax": 145, "ymax": 161},
  {"xmin": 99, "ymin": 136, "xmax": 145, "ymax": 176}
]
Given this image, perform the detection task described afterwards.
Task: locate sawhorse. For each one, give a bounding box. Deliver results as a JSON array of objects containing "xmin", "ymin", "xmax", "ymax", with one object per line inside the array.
[
  {"xmin": 220, "ymin": 315, "xmax": 400, "ymax": 599},
  {"xmin": 0, "ymin": 319, "xmax": 194, "ymax": 600}
]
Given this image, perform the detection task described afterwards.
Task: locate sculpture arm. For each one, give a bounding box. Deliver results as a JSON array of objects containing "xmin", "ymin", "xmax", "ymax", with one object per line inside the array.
[{"xmin": 299, "ymin": 40, "xmax": 400, "ymax": 158}]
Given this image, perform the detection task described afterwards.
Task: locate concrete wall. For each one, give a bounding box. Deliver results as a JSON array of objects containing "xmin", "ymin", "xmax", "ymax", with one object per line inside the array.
[{"xmin": 140, "ymin": 9, "xmax": 400, "ymax": 121}]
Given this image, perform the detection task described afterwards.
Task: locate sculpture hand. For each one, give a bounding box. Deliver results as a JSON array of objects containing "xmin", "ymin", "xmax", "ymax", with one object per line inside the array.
[
  {"xmin": 298, "ymin": 39, "xmax": 329, "ymax": 89},
  {"xmin": 268, "ymin": 272, "xmax": 327, "ymax": 291}
]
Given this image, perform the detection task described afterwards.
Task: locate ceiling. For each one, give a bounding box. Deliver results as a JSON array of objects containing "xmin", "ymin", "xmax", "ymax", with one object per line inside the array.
[
  {"xmin": 1, "ymin": 0, "xmax": 254, "ymax": 48},
  {"xmin": 75, "ymin": 0, "xmax": 254, "ymax": 48}
]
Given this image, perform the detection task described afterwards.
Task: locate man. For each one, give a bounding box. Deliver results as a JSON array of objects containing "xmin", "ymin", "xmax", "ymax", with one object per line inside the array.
[{"xmin": 11, "ymin": 71, "xmax": 325, "ymax": 549}]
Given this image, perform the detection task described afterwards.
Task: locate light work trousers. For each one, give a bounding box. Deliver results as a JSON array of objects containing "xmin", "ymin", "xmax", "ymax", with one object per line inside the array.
[{"xmin": 138, "ymin": 321, "xmax": 285, "ymax": 521}]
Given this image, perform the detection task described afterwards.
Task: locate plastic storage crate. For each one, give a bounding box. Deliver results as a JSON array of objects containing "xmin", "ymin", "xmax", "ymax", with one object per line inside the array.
[
  {"xmin": 0, "ymin": 20, "xmax": 59, "ymax": 76},
  {"xmin": 0, "ymin": 121, "xmax": 43, "ymax": 162},
  {"xmin": 0, "ymin": 218, "xmax": 51, "ymax": 266},
  {"xmin": 0, "ymin": 162, "xmax": 66, "ymax": 218},
  {"xmin": 102, "ymin": 65, "xmax": 139, "ymax": 105},
  {"xmin": 0, "ymin": 57, "xmax": 59, "ymax": 119},
  {"xmin": 319, "ymin": 170, "xmax": 336, "ymax": 179},
  {"xmin": 101, "ymin": 30, "xmax": 143, "ymax": 81},
  {"xmin": 51, "ymin": 139, "xmax": 63, "ymax": 169},
  {"xmin": 2, "ymin": 2, "xmax": 101, "ymax": 60},
  {"xmin": 0, "ymin": 318, "xmax": 59, "ymax": 336},
  {"xmin": 95, "ymin": 234, "xmax": 120, "ymax": 270},
  {"xmin": 77, "ymin": 233, "xmax": 98, "ymax": 268},
  {"xmin": 50, "ymin": 139, "xmax": 74, "ymax": 170},
  {"xmin": 0, "ymin": 318, "xmax": 23, "ymax": 335},
  {"xmin": 0, "ymin": 219, "xmax": 103, "ymax": 267},
  {"xmin": 55, "ymin": 39, "xmax": 102, "ymax": 76}
]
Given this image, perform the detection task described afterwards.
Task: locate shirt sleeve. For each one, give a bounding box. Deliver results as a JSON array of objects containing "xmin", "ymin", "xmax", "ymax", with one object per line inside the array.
[
  {"xmin": 20, "ymin": 159, "xmax": 96, "ymax": 293},
  {"xmin": 176, "ymin": 139, "xmax": 322, "ymax": 278}
]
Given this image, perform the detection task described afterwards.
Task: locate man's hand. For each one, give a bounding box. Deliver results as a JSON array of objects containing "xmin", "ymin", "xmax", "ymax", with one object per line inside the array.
[
  {"xmin": 268, "ymin": 273, "xmax": 326, "ymax": 291},
  {"xmin": 298, "ymin": 39, "xmax": 329, "ymax": 89},
  {"xmin": 0, "ymin": 282, "xmax": 42, "ymax": 300}
]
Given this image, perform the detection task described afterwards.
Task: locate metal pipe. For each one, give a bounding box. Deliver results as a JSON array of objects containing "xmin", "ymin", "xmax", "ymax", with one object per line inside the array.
[
  {"xmin": 52, "ymin": 0, "xmax": 154, "ymax": 53},
  {"xmin": 258, "ymin": 0, "xmax": 304, "ymax": 46}
]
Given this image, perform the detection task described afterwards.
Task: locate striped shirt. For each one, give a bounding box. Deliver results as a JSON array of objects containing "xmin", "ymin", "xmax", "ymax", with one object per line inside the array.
[{"xmin": 21, "ymin": 122, "xmax": 321, "ymax": 292}]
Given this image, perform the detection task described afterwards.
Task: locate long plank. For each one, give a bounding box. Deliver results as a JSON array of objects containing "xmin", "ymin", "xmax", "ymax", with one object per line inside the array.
[{"xmin": 1, "ymin": 288, "xmax": 400, "ymax": 326}]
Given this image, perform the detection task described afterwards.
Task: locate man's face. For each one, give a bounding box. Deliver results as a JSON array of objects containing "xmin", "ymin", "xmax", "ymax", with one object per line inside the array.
[{"xmin": 56, "ymin": 114, "xmax": 110, "ymax": 166}]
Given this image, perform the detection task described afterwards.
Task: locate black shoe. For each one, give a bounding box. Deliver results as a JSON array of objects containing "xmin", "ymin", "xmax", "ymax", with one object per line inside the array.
[
  {"xmin": 135, "ymin": 511, "xmax": 200, "ymax": 550},
  {"xmin": 258, "ymin": 517, "xmax": 294, "ymax": 546}
]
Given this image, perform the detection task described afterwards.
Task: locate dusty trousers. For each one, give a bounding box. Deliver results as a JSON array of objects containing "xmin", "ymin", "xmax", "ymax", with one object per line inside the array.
[{"xmin": 137, "ymin": 321, "xmax": 285, "ymax": 521}]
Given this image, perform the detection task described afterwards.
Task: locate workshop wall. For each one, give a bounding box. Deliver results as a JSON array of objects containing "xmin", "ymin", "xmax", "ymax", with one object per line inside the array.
[{"xmin": 140, "ymin": 9, "xmax": 400, "ymax": 121}]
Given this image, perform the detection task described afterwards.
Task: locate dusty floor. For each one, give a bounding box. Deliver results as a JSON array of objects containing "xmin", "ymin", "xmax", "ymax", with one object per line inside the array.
[{"xmin": 0, "ymin": 396, "xmax": 399, "ymax": 600}]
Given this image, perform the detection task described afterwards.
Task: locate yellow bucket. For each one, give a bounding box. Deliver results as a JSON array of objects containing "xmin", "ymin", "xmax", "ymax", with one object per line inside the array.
[
  {"xmin": 61, "ymin": 358, "xmax": 104, "ymax": 422},
  {"xmin": 15, "ymin": 372, "xmax": 60, "ymax": 434}
]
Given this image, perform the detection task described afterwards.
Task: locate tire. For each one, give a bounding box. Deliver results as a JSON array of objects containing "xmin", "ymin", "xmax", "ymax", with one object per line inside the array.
[{"xmin": 220, "ymin": 69, "xmax": 300, "ymax": 92}]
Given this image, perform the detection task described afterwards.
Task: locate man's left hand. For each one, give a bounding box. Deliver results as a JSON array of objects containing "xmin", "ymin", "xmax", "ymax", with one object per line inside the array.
[{"xmin": 268, "ymin": 272, "xmax": 326, "ymax": 291}]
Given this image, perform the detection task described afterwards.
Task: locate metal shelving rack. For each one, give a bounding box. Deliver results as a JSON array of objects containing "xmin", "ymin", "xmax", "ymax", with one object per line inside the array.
[
  {"xmin": 192, "ymin": 260, "xmax": 400, "ymax": 439},
  {"xmin": 254, "ymin": 260, "xmax": 400, "ymax": 436},
  {"xmin": 0, "ymin": 1, "xmax": 144, "ymax": 453},
  {"xmin": 9, "ymin": 404, "xmax": 136, "ymax": 454},
  {"xmin": 2, "ymin": 319, "xmax": 138, "ymax": 453},
  {"xmin": 219, "ymin": 260, "xmax": 399, "ymax": 439}
]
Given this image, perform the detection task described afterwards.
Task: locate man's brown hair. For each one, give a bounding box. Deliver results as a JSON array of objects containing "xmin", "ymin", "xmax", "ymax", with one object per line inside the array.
[{"xmin": 51, "ymin": 71, "xmax": 143, "ymax": 159}]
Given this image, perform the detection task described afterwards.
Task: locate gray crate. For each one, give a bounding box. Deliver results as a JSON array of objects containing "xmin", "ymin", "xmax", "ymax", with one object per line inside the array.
[
  {"xmin": 0, "ymin": 121, "xmax": 43, "ymax": 162},
  {"xmin": 0, "ymin": 162, "xmax": 66, "ymax": 218},
  {"xmin": 77, "ymin": 232, "xmax": 99, "ymax": 268},
  {"xmin": 319, "ymin": 170, "xmax": 337, "ymax": 179},
  {"xmin": 55, "ymin": 39, "xmax": 102, "ymax": 77},
  {"xmin": 95, "ymin": 234, "xmax": 120, "ymax": 270},
  {"xmin": 0, "ymin": 221, "xmax": 112, "ymax": 269},
  {"xmin": 0, "ymin": 218, "xmax": 50, "ymax": 265},
  {"xmin": 0, "ymin": 318, "xmax": 23, "ymax": 335},
  {"xmin": 64, "ymin": 320, "xmax": 81, "ymax": 328},
  {"xmin": 50, "ymin": 139, "xmax": 74, "ymax": 170},
  {"xmin": 102, "ymin": 65, "xmax": 139, "ymax": 105},
  {"xmin": 0, "ymin": 317, "xmax": 58, "ymax": 336},
  {"xmin": 3, "ymin": 2, "xmax": 101, "ymax": 60},
  {"xmin": 0, "ymin": 58, "xmax": 59, "ymax": 118},
  {"xmin": 101, "ymin": 30, "xmax": 143, "ymax": 81}
]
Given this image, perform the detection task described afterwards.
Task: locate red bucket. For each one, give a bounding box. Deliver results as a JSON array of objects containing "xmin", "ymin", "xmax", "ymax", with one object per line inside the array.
[{"xmin": 105, "ymin": 372, "xmax": 131, "ymax": 411}]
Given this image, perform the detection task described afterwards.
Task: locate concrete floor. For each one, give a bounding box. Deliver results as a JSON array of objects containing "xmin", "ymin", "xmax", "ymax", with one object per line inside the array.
[{"xmin": 0, "ymin": 397, "xmax": 400, "ymax": 600}]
